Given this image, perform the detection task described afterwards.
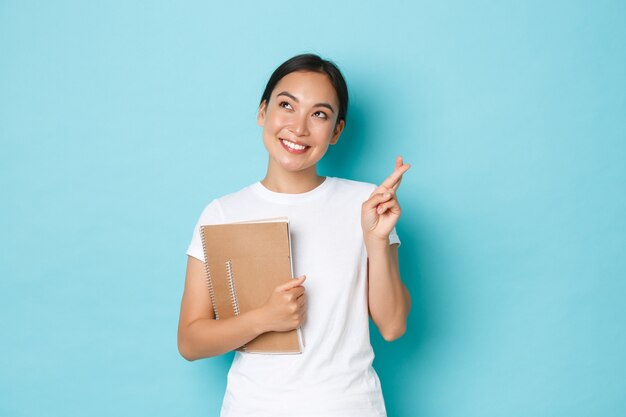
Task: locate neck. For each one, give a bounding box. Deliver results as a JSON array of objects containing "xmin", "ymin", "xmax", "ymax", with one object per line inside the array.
[{"xmin": 261, "ymin": 162, "xmax": 326, "ymax": 194}]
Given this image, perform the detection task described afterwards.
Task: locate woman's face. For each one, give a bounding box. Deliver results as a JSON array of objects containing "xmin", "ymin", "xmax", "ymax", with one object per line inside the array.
[{"xmin": 257, "ymin": 70, "xmax": 345, "ymax": 175}]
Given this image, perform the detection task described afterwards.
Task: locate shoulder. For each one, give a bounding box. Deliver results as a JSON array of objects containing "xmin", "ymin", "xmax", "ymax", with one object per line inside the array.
[
  {"xmin": 214, "ymin": 182, "xmax": 257, "ymax": 206},
  {"xmin": 330, "ymin": 177, "xmax": 378, "ymax": 197},
  {"xmin": 196, "ymin": 182, "xmax": 257, "ymax": 224}
]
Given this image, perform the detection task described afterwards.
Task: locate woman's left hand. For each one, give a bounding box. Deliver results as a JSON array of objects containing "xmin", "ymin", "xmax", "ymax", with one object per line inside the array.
[{"xmin": 361, "ymin": 156, "xmax": 411, "ymax": 243}]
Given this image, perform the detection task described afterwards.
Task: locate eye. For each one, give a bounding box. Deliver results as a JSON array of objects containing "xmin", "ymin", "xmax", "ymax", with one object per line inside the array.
[
  {"xmin": 279, "ymin": 101, "xmax": 293, "ymax": 110},
  {"xmin": 313, "ymin": 110, "xmax": 328, "ymax": 119}
]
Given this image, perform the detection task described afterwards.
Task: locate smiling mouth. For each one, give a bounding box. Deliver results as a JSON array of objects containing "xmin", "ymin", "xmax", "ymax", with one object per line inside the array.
[{"xmin": 280, "ymin": 138, "xmax": 310, "ymax": 152}]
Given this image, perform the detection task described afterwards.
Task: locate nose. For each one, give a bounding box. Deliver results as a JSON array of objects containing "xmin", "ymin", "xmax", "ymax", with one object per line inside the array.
[{"xmin": 289, "ymin": 112, "xmax": 309, "ymax": 137}]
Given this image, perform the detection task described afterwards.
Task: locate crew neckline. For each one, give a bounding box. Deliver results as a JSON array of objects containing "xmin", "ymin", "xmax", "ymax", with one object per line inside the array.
[{"xmin": 250, "ymin": 176, "xmax": 335, "ymax": 204}]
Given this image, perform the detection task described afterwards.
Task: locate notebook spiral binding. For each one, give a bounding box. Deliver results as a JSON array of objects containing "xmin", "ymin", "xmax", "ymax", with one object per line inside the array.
[
  {"xmin": 225, "ymin": 260, "xmax": 241, "ymax": 316},
  {"xmin": 199, "ymin": 227, "xmax": 220, "ymax": 320}
]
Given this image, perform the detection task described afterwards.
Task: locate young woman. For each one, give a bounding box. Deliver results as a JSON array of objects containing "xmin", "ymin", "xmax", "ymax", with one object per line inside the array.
[{"xmin": 178, "ymin": 54, "xmax": 411, "ymax": 417}]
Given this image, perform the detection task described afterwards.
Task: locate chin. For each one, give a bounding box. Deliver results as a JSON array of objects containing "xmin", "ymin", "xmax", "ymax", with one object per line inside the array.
[
  {"xmin": 271, "ymin": 156, "xmax": 310, "ymax": 172},
  {"xmin": 279, "ymin": 161, "xmax": 308, "ymax": 172}
]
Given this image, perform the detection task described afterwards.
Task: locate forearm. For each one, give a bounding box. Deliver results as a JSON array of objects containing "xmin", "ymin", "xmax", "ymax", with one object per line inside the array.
[
  {"xmin": 366, "ymin": 239, "xmax": 411, "ymax": 341},
  {"xmin": 178, "ymin": 309, "xmax": 266, "ymax": 361}
]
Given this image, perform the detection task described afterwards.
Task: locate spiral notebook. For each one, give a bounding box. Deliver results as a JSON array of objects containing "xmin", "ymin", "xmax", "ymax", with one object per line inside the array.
[{"xmin": 199, "ymin": 217, "xmax": 304, "ymax": 354}]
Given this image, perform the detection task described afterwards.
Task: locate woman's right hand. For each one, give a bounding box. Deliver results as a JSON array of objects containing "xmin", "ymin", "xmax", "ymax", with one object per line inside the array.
[{"xmin": 257, "ymin": 275, "xmax": 307, "ymax": 333}]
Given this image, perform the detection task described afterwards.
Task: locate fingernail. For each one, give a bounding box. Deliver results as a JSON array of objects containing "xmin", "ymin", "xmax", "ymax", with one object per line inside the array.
[{"xmin": 384, "ymin": 192, "xmax": 390, "ymax": 198}]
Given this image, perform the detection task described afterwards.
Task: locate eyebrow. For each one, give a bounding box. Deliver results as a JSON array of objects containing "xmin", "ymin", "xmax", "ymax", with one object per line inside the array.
[{"xmin": 276, "ymin": 91, "xmax": 335, "ymax": 113}]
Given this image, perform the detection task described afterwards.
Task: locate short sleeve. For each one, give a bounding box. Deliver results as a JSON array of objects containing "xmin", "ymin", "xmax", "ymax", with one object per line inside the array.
[
  {"xmin": 186, "ymin": 199, "xmax": 224, "ymax": 262},
  {"xmin": 389, "ymin": 226, "xmax": 401, "ymax": 247}
]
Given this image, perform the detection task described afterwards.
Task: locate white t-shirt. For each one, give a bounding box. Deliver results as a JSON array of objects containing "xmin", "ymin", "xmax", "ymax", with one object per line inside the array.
[{"xmin": 186, "ymin": 176, "xmax": 400, "ymax": 417}]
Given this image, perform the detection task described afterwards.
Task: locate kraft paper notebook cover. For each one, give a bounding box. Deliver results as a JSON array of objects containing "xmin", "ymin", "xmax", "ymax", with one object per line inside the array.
[{"xmin": 199, "ymin": 217, "xmax": 304, "ymax": 354}]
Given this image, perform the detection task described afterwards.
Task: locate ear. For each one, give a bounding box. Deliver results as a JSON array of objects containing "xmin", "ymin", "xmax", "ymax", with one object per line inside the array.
[
  {"xmin": 329, "ymin": 119, "xmax": 345, "ymax": 145},
  {"xmin": 257, "ymin": 100, "xmax": 267, "ymax": 127}
]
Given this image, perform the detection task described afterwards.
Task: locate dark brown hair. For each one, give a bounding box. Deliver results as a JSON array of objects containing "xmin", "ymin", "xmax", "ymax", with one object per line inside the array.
[{"xmin": 260, "ymin": 53, "xmax": 349, "ymax": 125}]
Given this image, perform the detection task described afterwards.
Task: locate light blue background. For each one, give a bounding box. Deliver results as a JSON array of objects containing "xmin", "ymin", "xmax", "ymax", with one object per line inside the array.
[{"xmin": 2, "ymin": 1, "xmax": 625, "ymax": 416}]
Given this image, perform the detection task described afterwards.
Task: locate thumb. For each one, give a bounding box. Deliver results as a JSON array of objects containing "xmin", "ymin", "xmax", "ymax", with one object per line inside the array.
[{"xmin": 276, "ymin": 275, "xmax": 306, "ymax": 291}]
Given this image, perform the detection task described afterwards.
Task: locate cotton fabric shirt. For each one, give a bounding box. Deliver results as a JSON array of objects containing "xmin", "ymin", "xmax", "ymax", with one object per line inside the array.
[{"xmin": 186, "ymin": 176, "xmax": 400, "ymax": 417}]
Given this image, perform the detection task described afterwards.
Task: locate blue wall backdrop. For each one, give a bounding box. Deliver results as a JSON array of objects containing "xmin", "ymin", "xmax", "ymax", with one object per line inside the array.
[{"xmin": 2, "ymin": 1, "xmax": 625, "ymax": 416}]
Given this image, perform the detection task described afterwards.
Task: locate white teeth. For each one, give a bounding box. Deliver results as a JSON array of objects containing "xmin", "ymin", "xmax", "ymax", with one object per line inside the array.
[{"xmin": 281, "ymin": 139, "xmax": 307, "ymax": 151}]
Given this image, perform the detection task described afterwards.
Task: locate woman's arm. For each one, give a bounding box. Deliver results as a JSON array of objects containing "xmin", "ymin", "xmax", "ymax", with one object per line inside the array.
[
  {"xmin": 365, "ymin": 240, "xmax": 411, "ymax": 341},
  {"xmin": 361, "ymin": 156, "xmax": 411, "ymax": 341},
  {"xmin": 177, "ymin": 256, "xmax": 306, "ymax": 361}
]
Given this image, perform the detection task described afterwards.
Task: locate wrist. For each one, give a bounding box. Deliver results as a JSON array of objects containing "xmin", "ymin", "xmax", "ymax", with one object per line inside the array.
[
  {"xmin": 364, "ymin": 236, "xmax": 390, "ymax": 251},
  {"xmin": 247, "ymin": 307, "xmax": 270, "ymax": 335}
]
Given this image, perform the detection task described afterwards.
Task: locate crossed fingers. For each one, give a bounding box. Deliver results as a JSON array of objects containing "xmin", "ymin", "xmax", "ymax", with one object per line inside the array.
[{"xmin": 373, "ymin": 156, "xmax": 411, "ymax": 196}]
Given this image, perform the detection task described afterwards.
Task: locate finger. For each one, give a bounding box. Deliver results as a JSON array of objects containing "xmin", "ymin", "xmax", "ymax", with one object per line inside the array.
[
  {"xmin": 276, "ymin": 275, "xmax": 306, "ymax": 291},
  {"xmin": 290, "ymin": 286, "xmax": 305, "ymax": 299},
  {"xmin": 363, "ymin": 191, "xmax": 393, "ymax": 211},
  {"xmin": 391, "ymin": 157, "xmax": 406, "ymax": 191},
  {"xmin": 375, "ymin": 189, "xmax": 399, "ymax": 212},
  {"xmin": 297, "ymin": 294, "xmax": 306, "ymax": 307},
  {"xmin": 391, "ymin": 160, "xmax": 405, "ymax": 191},
  {"xmin": 377, "ymin": 198, "xmax": 401, "ymax": 215},
  {"xmin": 382, "ymin": 162, "xmax": 410, "ymax": 191},
  {"xmin": 371, "ymin": 158, "xmax": 404, "ymax": 196},
  {"xmin": 392, "ymin": 175, "xmax": 406, "ymax": 192}
]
